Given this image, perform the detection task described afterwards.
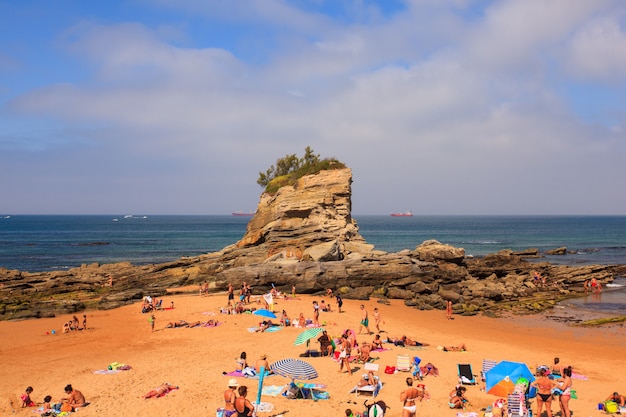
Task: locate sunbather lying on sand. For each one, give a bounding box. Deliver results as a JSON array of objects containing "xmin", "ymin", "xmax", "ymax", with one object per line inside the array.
[
  {"xmin": 357, "ymin": 371, "xmax": 377, "ymax": 387},
  {"xmin": 165, "ymin": 320, "xmax": 189, "ymax": 328},
  {"xmin": 142, "ymin": 383, "xmax": 178, "ymax": 399},
  {"xmin": 385, "ymin": 336, "xmax": 429, "ymax": 347},
  {"xmin": 442, "ymin": 344, "xmax": 467, "ymax": 352}
]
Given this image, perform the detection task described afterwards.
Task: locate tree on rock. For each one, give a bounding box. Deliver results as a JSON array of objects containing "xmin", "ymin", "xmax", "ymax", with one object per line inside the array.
[{"xmin": 257, "ymin": 147, "xmax": 345, "ymax": 194}]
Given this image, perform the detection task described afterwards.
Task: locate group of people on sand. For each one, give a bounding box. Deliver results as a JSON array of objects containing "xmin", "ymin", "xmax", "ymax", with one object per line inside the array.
[
  {"xmin": 223, "ymin": 379, "xmax": 255, "ymax": 417},
  {"xmin": 62, "ymin": 315, "xmax": 86, "ymax": 333},
  {"xmin": 531, "ymin": 361, "xmax": 574, "ymax": 417},
  {"xmin": 20, "ymin": 384, "xmax": 87, "ymax": 414}
]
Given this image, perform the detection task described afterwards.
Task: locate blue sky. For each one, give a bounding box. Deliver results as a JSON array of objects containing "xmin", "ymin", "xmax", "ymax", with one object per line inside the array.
[{"xmin": 1, "ymin": 0, "xmax": 625, "ymax": 215}]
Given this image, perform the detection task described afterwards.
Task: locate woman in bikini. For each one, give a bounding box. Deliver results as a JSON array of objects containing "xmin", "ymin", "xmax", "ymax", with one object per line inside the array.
[
  {"xmin": 234, "ymin": 385, "xmax": 254, "ymax": 417},
  {"xmin": 400, "ymin": 377, "xmax": 419, "ymax": 417},
  {"xmin": 531, "ymin": 369, "xmax": 558, "ymax": 417},
  {"xmin": 223, "ymin": 379, "xmax": 238, "ymax": 417},
  {"xmin": 558, "ymin": 366, "xmax": 573, "ymax": 417}
]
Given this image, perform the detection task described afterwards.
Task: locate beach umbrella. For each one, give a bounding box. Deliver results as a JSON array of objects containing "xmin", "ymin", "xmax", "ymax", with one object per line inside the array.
[
  {"xmin": 293, "ymin": 327, "xmax": 324, "ymax": 346},
  {"xmin": 270, "ymin": 358, "xmax": 318, "ymax": 381},
  {"xmin": 485, "ymin": 361, "xmax": 535, "ymax": 397},
  {"xmin": 253, "ymin": 309, "xmax": 277, "ymax": 319}
]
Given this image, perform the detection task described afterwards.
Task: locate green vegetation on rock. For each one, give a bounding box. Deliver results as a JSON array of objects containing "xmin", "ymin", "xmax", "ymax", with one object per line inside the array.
[{"xmin": 257, "ymin": 146, "xmax": 346, "ymax": 194}]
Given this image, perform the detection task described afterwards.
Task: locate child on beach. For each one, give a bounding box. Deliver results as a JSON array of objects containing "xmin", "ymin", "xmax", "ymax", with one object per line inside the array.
[
  {"xmin": 149, "ymin": 314, "xmax": 155, "ymax": 332},
  {"xmin": 21, "ymin": 386, "xmax": 35, "ymax": 407}
]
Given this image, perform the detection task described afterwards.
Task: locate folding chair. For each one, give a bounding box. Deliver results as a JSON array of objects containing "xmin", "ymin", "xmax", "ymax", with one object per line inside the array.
[
  {"xmin": 396, "ymin": 354, "xmax": 411, "ymax": 372},
  {"xmin": 457, "ymin": 363, "xmax": 477, "ymax": 385},
  {"xmin": 481, "ymin": 359, "xmax": 497, "ymax": 382}
]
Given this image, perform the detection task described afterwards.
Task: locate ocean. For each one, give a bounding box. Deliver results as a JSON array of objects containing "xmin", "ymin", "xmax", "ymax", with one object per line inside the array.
[{"xmin": 1, "ymin": 215, "xmax": 624, "ymax": 314}]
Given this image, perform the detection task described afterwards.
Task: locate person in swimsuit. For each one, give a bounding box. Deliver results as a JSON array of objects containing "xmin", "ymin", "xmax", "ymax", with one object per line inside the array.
[
  {"xmin": 312, "ymin": 301, "xmax": 320, "ymax": 327},
  {"xmin": 400, "ymin": 377, "xmax": 419, "ymax": 417},
  {"xmin": 338, "ymin": 335, "xmax": 353, "ymax": 375},
  {"xmin": 359, "ymin": 304, "xmax": 371, "ymax": 334},
  {"xmin": 223, "ymin": 379, "xmax": 238, "ymax": 417},
  {"xmin": 606, "ymin": 392, "xmax": 626, "ymax": 407},
  {"xmin": 227, "ymin": 283, "xmax": 234, "ymax": 306},
  {"xmin": 236, "ymin": 352, "xmax": 248, "ymax": 371},
  {"xmin": 20, "ymin": 386, "xmax": 35, "ymax": 407},
  {"xmin": 142, "ymin": 382, "xmax": 177, "ymax": 399},
  {"xmin": 336, "ymin": 294, "xmax": 343, "ymax": 312},
  {"xmin": 550, "ymin": 357, "xmax": 562, "ymax": 378},
  {"xmin": 372, "ymin": 334, "xmax": 383, "ymax": 350},
  {"xmin": 558, "ymin": 366, "xmax": 573, "ymax": 417},
  {"xmin": 443, "ymin": 343, "xmax": 467, "ymax": 352},
  {"xmin": 531, "ymin": 368, "xmax": 558, "ymax": 417},
  {"xmin": 373, "ymin": 307, "xmax": 383, "ymax": 332},
  {"xmin": 234, "ymin": 385, "xmax": 254, "ymax": 417},
  {"xmin": 449, "ymin": 386, "xmax": 469, "ymax": 409},
  {"xmin": 62, "ymin": 384, "xmax": 87, "ymax": 409}
]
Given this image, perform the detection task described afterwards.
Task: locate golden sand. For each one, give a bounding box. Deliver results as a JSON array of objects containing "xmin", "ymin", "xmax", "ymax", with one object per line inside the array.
[{"xmin": 2, "ymin": 290, "xmax": 624, "ymax": 417}]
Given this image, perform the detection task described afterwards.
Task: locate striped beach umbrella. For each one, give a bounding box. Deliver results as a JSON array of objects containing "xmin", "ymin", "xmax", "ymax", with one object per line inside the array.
[
  {"xmin": 293, "ymin": 327, "xmax": 324, "ymax": 346},
  {"xmin": 270, "ymin": 358, "xmax": 318, "ymax": 381}
]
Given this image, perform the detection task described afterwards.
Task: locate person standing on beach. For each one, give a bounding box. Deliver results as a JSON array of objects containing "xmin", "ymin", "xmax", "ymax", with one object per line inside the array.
[
  {"xmin": 227, "ymin": 283, "xmax": 234, "ymax": 307},
  {"xmin": 338, "ymin": 335, "xmax": 352, "ymax": 375},
  {"xmin": 446, "ymin": 301, "xmax": 453, "ymax": 320},
  {"xmin": 149, "ymin": 314, "xmax": 155, "ymax": 332},
  {"xmin": 336, "ymin": 294, "xmax": 343, "ymax": 313},
  {"xmin": 359, "ymin": 304, "xmax": 371, "ymax": 334},
  {"xmin": 373, "ymin": 307, "xmax": 383, "ymax": 332},
  {"xmin": 400, "ymin": 377, "xmax": 419, "ymax": 417},
  {"xmin": 558, "ymin": 366, "xmax": 573, "ymax": 417},
  {"xmin": 82, "ymin": 315, "xmax": 87, "ymax": 330},
  {"xmin": 312, "ymin": 301, "xmax": 320, "ymax": 327}
]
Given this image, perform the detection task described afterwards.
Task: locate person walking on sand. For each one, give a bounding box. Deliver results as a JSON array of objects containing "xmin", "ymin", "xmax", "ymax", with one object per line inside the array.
[
  {"xmin": 149, "ymin": 314, "xmax": 155, "ymax": 332},
  {"xmin": 373, "ymin": 307, "xmax": 383, "ymax": 332},
  {"xmin": 446, "ymin": 300, "xmax": 453, "ymax": 320},
  {"xmin": 359, "ymin": 304, "xmax": 371, "ymax": 334},
  {"xmin": 312, "ymin": 301, "xmax": 320, "ymax": 327},
  {"xmin": 400, "ymin": 377, "xmax": 419, "ymax": 417},
  {"xmin": 338, "ymin": 335, "xmax": 353, "ymax": 375}
]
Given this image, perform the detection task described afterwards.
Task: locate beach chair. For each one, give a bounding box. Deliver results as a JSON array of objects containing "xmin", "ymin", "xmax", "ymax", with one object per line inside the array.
[
  {"xmin": 457, "ymin": 363, "xmax": 477, "ymax": 385},
  {"xmin": 352, "ymin": 363, "xmax": 383, "ymax": 398},
  {"xmin": 507, "ymin": 392, "xmax": 530, "ymax": 417},
  {"xmin": 481, "ymin": 359, "xmax": 497, "ymax": 382},
  {"xmin": 396, "ymin": 354, "xmax": 411, "ymax": 372}
]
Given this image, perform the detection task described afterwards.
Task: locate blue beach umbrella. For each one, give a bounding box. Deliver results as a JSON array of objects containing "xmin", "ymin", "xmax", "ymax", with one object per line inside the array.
[
  {"xmin": 253, "ymin": 309, "xmax": 277, "ymax": 319},
  {"xmin": 485, "ymin": 361, "xmax": 535, "ymax": 397}
]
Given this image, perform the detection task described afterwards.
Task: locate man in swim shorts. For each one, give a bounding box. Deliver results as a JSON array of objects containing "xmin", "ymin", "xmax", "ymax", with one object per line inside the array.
[{"xmin": 359, "ymin": 304, "xmax": 371, "ymax": 334}]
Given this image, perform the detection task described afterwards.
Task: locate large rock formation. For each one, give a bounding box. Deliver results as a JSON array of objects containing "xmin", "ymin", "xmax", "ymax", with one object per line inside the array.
[{"xmin": 0, "ymin": 168, "xmax": 622, "ymax": 320}]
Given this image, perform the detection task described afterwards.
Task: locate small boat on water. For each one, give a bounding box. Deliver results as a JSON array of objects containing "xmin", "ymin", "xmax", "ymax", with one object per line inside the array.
[
  {"xmin": 390, "ymin": 211, "xmax": 413, "ymax": 217},
  {"xmin": 232, "ymin": 211, "xmax": 255, "ymax": 217}
]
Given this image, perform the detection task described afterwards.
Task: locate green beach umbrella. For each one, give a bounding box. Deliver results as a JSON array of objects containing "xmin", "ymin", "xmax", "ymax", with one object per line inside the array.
[{"xmin": 294, "ymin": 327, "xmax": 324, "ymax": 346}]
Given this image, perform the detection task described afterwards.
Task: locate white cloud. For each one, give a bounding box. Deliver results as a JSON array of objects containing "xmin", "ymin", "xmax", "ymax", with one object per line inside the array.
[{"xmin": 565, "ymin": 16, "xmax": 626, "ymax": 81}]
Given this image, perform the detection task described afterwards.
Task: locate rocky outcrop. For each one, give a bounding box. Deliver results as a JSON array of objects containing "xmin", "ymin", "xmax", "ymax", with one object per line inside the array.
[{"xmin": 0, "ymin": 168, "xmax": 622, "ymax": 320}]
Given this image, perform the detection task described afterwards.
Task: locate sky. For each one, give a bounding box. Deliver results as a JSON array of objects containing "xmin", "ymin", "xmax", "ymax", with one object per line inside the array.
[{"xmin": 1, "ymin": 0, "xmax": 625, "ymax": 216}]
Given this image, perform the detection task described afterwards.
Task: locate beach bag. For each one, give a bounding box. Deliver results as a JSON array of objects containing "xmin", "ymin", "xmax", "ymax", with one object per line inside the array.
[
  {"xmin": 384, "ymin": 366, "xmax": 395, "ymax": 374},
  {"xmin": 605, "ymin": 401, "xmax": 618, "ymax": 413},
  {"xmin": 216, "ymin": 408, "xmax": 225, "ymax": 417},
  {"xmin": 60, "ymin": 402, "xmax": 73, "ymax": 412},
  {"xmin": 364, "ymin": 399, "xmax": 388, "ymax": 417},
  {"xmin": 242, "ymin": 366, "xmax": 256, "ymax": 377}
]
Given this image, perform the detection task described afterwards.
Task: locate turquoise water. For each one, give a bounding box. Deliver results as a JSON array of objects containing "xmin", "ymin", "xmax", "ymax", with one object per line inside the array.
[{"xmin": 1, "ymin": 215, "xmax": 625, "ymax": 272}]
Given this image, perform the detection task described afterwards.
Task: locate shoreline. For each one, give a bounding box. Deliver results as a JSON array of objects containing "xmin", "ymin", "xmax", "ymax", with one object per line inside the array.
[{"xmin": 2, "ymin": 291, "xmax": 625, "ymax": 417}]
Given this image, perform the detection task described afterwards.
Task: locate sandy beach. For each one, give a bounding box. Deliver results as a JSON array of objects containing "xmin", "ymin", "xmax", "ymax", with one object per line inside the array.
[{"xmin": 2, "ymin": 290, "xmax": 625, "ymax": 417}]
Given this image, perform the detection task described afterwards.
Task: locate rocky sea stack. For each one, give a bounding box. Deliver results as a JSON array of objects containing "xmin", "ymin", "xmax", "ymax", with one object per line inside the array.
[{"xmin": 0, "ymin": 168, "xmax": 621, "ymax": 320}]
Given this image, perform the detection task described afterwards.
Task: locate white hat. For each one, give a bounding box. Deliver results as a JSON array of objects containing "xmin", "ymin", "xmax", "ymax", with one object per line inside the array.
[{"xmin": 228, "ymin": 378, "xmax": 239, "ymax": 387}]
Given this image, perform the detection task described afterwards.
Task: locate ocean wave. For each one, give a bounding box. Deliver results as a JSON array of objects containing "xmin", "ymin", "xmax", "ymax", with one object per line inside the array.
[{"xmin": 606, "ymin": 283, "xmax": 624, "ymax": 288}]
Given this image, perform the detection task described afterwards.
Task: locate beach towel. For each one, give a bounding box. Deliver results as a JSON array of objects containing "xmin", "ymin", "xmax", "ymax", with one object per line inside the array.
[
  {"xmin": 571, "ymin": 372, "xmax": 588, "ymax": 380},
  {"xmin": 261, "ymin": 385, "xmax": 286, "ymax": 397},
  {"xmin": 93, "ymin": 369, "xmax": 120, "ymax": 375},
  {"xmin": 247, "ymin": 326, "xmax": 281, "ymax": 333},
  {"xmin": 202, "ymin": 321, "xmax": 222, "ymax": 328},
  {"xmin": 253, "ymin": 401, "xmax": 275, "ymax": 412},
  {"xmin": 223, "ymin": 370, "xmax": 244, "ymax": 377},
  {"xmin": 371, "ymin": 348, "xmax": 391, "ymax": 353}
]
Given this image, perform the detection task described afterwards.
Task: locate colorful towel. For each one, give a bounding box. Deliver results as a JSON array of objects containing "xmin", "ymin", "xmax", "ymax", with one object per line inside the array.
[
  {"xmin": 223, "ymin": 370, "xmax": 244, "ymax": 377},
  {"xmin": 247, "ymin": 326, "xmax": 281, "ymax": 333},
  {"xmin": 93, "ymin": 369, "xmax": 120, "ymax": 375},
  {"xmin": 371, "ymin": 348, "xmax": 391, "ymax": 352},
  {"xmin": 261, "ymin": 385, "xmax": 286, "ymax": 397},
  {"xmin": 572, "ymin": 372, "xmax": 588, "ymax": 380}
]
